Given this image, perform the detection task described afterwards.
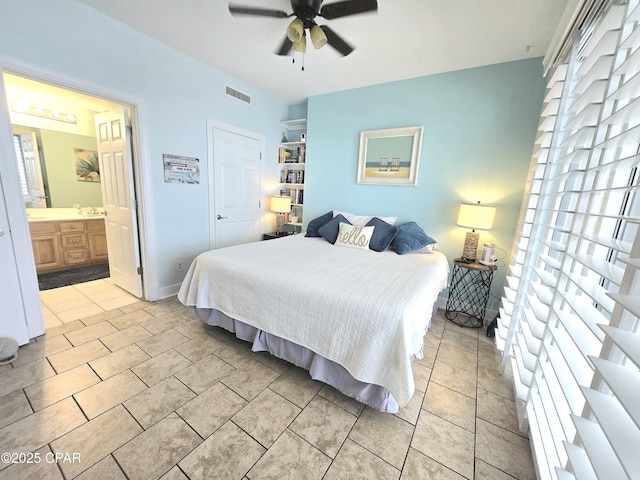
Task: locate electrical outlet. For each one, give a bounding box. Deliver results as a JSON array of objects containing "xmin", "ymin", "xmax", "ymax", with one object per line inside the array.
[{"xmin": 176, "ymin": 260, "xmax": 184, "ymax": 272}]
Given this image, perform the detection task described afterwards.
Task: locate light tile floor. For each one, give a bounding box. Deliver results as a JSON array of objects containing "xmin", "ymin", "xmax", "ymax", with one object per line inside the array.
[{"xmin": 0, "ymin": 278, "xmax": 536, "ymax": 479}]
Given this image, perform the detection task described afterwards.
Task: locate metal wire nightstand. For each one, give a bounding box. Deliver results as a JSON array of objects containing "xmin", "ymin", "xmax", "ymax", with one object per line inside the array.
[{"xmin": 445, "ymin": 259, "xmax": 497, "ymax": 328}]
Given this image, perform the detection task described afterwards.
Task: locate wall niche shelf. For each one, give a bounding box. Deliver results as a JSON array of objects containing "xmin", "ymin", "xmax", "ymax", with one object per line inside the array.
[{"xmin": 278, "ymin": 118, "xmax": 306, "ymax": 233}]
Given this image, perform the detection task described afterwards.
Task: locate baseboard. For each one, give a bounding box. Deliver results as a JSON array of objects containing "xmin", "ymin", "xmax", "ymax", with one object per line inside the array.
[{"xmin": 157, "ymin": 283, "xmax": 182, "ymax": 300}]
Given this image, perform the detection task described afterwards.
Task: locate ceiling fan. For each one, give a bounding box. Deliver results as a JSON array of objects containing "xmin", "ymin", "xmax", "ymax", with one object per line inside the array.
[{"xmin": 228, "ymin": 0, "xmax": 378, "ymax": 58}]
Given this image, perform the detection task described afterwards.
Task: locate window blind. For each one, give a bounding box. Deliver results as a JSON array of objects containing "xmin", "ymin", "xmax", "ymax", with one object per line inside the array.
[
  {"xmin": 12, "ymin": 134, "xmax": 29, "ymax": 198},
  {"xmin": 497, "ymin": 1, "xmax": 640, "ymax": 478}
]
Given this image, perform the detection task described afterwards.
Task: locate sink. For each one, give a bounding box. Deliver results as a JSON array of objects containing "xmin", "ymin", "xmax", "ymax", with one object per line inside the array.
[{"xmin": 82, "ymin": 213, "xmax": 104, "ymax": 217}]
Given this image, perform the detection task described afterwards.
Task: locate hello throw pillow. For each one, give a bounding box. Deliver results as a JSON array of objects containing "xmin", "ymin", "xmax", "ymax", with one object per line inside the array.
[{"xmin": 334, "ymin": 222, "xmax": 374, "ymax": 250}]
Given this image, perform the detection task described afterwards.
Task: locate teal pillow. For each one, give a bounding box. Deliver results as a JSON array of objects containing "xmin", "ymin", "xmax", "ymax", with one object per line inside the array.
[
  {"xmin": 366, "ymin": 217, "xmax": 399, "ymax": 252},
  {"xmin": 305, "ymin": 211, "xmax": 333, "ymax": 237},
  {"xmin": 391, "ymin": 222, "xmax": 436, "ymax": 255},
  {"xmin": 317, "ymin": 214, "xmax": 351, "ymax": 244}
]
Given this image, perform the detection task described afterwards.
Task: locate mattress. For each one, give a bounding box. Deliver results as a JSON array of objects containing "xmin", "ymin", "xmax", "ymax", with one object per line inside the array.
[{"xmin": 178, "ymin": 234, "xmax": 449, "ymax": 409}]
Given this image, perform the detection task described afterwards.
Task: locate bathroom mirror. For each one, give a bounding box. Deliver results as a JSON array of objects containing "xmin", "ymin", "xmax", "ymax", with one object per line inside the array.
[{"xmin": 13, "ymin": 127, "xmax": 102, "ymax": 209}]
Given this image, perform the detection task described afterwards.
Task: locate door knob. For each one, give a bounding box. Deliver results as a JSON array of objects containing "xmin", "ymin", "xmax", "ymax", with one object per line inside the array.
[
  {"xmin": 216, "ymin": 215, "xmax": 228, "ymax": 220},
  {"xmin": 0, "ymin": 229, "xmax": 3, "ymax": 237}
]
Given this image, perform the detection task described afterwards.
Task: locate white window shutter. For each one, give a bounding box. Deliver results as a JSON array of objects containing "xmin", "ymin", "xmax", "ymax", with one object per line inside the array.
[{"xmin": 498, "ymin": 1, "xmax": 640, "ymax": 478}]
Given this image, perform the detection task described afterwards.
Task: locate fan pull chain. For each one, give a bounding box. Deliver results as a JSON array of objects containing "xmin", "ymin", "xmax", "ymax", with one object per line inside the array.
[{"xmin": 291, "ymin": 52, "xmax": 305, "ymax": 71}]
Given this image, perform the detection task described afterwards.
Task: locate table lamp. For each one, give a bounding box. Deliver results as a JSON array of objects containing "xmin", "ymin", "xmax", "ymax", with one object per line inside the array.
[
  {"xmin": 271, "ymin": 195, "xmax": 291, "ymax": 235},
  {"xmin": 457, "ymin": 201, "xmax": 496, "ymax": 261}
]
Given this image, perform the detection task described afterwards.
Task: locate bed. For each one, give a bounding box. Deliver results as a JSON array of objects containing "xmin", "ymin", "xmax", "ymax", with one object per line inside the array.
[{"xmin": 178, "ymin": 217, "xmax": 449, "ymax": 412}]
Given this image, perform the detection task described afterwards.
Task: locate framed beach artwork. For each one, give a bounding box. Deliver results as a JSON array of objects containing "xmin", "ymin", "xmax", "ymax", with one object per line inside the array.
[{"xmin": 357, "ymin": 126, "xmax": 424, "ymax": 186}]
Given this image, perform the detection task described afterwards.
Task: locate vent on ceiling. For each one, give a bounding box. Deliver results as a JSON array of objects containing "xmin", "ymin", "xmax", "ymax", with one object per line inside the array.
[{"xmin": 225, "ymin": 85, "xmax": 251, "ymax": 105}]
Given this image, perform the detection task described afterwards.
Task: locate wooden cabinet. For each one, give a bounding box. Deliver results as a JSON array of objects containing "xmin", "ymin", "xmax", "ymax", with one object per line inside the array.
[
  {"xmin": 29, "ymin": 219, "xmax": 108, "ymax": 273},
  {"xmin": 87, "ymin": 220, "xmax": 108, "ymax": 261},
  {"xmin": 30, "ymin": 221, "xmax": 62, "ymax": 271}
]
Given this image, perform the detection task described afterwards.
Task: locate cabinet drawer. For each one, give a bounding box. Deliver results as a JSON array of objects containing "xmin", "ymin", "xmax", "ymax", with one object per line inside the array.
[
  {"xmin": 61, "ymin": 233, "xmax": 87, "ymax": 249},
  {"xmin": 59, "ymin": 221, "xmax": 85, "ymax": 232},
  {"xmin": 86, "ymin": 219, "xmax": 106, "ymax": 232},
  {"xmin": 64, "ymin": 249, "xmax": 88, "ymax": 265},
  {"xmin": 29, "ymin": 221, "xmax": 58, "ymax": 235}
]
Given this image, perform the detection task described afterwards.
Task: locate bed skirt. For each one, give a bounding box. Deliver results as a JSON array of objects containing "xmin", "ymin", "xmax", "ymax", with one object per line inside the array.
[{"xmin": 189, "ymin": 307, "xmax": 401, "ymax": 413}]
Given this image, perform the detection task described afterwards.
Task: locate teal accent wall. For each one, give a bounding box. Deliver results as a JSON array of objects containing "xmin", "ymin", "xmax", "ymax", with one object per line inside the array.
[{"xmin": 305, "ymin": 59, "xmax": 546, "ymax": 308}]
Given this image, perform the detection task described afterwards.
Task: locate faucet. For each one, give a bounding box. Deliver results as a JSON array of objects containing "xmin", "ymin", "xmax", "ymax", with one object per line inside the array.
[{"xmin": 88, "ymin": 205, "xmax": 98, "ymax": 214}]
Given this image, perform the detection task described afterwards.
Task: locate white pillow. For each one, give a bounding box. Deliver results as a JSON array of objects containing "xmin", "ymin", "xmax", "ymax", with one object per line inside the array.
[
  {"xmin": 333, "ymin": 210, "xmax": 398, "ymax": 226},
  {"xmin": 414, "ymin": 243, "xmax": 438, "ymax": 254},
  {"xmin": 335, "ymin": 222, "xmax": 374, "ymax": 250}
]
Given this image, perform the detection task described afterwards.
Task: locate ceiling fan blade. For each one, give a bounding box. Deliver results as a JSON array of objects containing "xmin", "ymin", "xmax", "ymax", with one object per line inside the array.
[
  {"xmin": 320, "ymin": 0, "xmax": 378, "ymax": 20},
  {"xmin": 229, "ymin": 4, "xmax": 290, "ymax": 18},
  {"xmin": 319, "ymin": 25, "xmax": 354, "ymax": 56},
  {"xmin": 275, "ymin": 36, "xmax": 293, "ymax": 56}
]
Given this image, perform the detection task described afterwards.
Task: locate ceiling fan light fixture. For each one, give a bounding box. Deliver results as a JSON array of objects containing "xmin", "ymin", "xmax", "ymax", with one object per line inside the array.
[
  {"xmin": 286, "ymin": 18, "xmax": 304, "ymax": 43},
  {"xmin": 293, "ymin": 35, "xmax": 307, "ymax": 53},
  {"xmin": 310, "ymin": 24, "xmax": 327, "ymax": 49}
]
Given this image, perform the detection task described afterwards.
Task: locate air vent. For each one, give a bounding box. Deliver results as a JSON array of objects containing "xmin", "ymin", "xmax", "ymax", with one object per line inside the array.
[{"xmin": 225, "ymin": 86, "xmax": 251, "ymax": 105}]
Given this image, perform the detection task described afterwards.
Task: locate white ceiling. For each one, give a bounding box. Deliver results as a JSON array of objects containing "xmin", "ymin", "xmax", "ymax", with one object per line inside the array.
[{"xmin": 79, "ymin": 0, "xmax": 568, "ymax": 105}]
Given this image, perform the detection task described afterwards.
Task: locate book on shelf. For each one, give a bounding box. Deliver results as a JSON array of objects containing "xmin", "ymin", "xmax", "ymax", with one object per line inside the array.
[
  {"xmin": 279, "ymin": 145, "xmax": 306, "ymax": 164},
  {"xmin": 280, "ymin": 169, "xmax": 304, "ymax": 184},
  {"xmin": 278, "ymin": 147, "xmax": 292, "ymax": 163},
  {"xmin": 279, "ymin": 188, "xmax": 303, "ymax": 205}
]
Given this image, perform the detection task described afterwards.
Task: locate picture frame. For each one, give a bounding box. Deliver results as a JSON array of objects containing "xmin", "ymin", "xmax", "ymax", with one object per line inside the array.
[
  {"xmin": 357, "ymin": 126, "xmax": 424, "ymax": 186},
  {"xmin": 74, "ymin": 148, "xmax": 100, "ymax": 183}
]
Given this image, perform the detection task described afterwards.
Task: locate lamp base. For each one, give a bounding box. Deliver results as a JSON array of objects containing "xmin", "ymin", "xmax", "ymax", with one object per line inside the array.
[
  {"xmin": 275, "ymin": 213, "xmax": 285, "ymax": 234},
  {"xmin": 462, "ymin": 231, "xmax": 479, "ymax": 261}
]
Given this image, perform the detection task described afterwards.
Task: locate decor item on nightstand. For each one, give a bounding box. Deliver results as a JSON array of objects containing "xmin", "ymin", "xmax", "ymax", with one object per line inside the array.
[
  {"xmin": 271, "ymin": 195, "xmax": 291, "ymax": 235},
  {"xmin": 456, "ymin": 201, "xmax": 496, "ymax": 262}
]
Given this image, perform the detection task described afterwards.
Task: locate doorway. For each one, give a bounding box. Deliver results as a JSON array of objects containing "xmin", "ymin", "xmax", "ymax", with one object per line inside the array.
[{"xmin": 2, "ymin": 72, "xmax": 144, "ymax": 298}]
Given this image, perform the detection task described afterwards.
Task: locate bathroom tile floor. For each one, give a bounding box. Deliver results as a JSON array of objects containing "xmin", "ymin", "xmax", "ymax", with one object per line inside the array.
[{"xmin": 0, "ymin": 278, "xmax": 536, "ymax": 479}]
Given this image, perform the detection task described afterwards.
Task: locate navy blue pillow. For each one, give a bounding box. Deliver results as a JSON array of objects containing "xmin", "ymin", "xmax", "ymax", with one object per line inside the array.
[
  {"xmin": 366, "ymin": 217, "xmax": 399, "ymax": 252},
  {"xmin": 391, "ymin": 222, "xmax": 436, "ymax": 255},
  {"xmin": 317, "ymin": 214, "xmax": 351, "ymax": 244},
  {"xmin": 305, "ymin": 211, "xmax": 333, "ymax": 237}
]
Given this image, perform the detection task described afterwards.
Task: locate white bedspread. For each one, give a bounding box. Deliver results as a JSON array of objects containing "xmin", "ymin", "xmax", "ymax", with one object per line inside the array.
[{"xmin": 178, "ymin": 234, "xmax": 449, "ymax": 407}]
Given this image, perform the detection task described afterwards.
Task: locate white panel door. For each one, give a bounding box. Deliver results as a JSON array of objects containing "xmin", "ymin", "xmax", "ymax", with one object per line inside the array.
[
  {"xmin": 213, "ymin": 128, "xmax": 262, "ymax": 248},
  {"xmin": 0, "ymin": 176, "xmax": 30, "ymax": 344},
  {"xmin": 94, "ymin": 108, "xmax": 142, "ymax": 297},
  {"xmin": 0, "ymin": 71, "xmax": 42, "ymax": 344}
]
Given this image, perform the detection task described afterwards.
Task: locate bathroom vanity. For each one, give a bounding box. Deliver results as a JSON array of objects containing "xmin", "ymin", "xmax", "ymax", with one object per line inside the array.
[{"xmin": 28, "ymin": 210, "xmax": 108, "ymax": 273}]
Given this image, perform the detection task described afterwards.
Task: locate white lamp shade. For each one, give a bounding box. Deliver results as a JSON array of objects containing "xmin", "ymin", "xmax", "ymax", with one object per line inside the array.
[
  {"xmin": 457, "ymin": 202, "xmax": 496, "ymax": 230},
  {"xmin": 310, "ymin": 25, "xmax": 327, "ymax": 49},
  {"xmin": 287, "ymin": 18, "xmax": 304, "ymax": 43},
  {"xmin": 271, "ymin": 196, "xmax": 291, "ymax": 213}
]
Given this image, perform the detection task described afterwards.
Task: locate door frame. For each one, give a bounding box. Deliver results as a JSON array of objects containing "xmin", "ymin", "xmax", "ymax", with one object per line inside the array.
[
  {"xmin": 206, "ymin": 118, "xmax": 265, "ymax": 250},
  {"xmin": 0, "ymin": 54, "xmax": 156, "ymax": 301}
]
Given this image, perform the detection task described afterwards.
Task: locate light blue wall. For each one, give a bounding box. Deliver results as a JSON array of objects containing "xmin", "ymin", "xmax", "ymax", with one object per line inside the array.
[
  {"xmin": 305, "ymin": 59, "xmax": 546, "ymax": 308},
  {"xmin": 0, "ymin": 0, "xmax": 288, "ymax": 298}
]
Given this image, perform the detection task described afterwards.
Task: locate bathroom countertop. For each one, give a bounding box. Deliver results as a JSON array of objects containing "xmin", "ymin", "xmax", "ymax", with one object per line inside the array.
[{"xmin": 26, "ymin": 208, "xmax": 105, "ymax": 223}]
